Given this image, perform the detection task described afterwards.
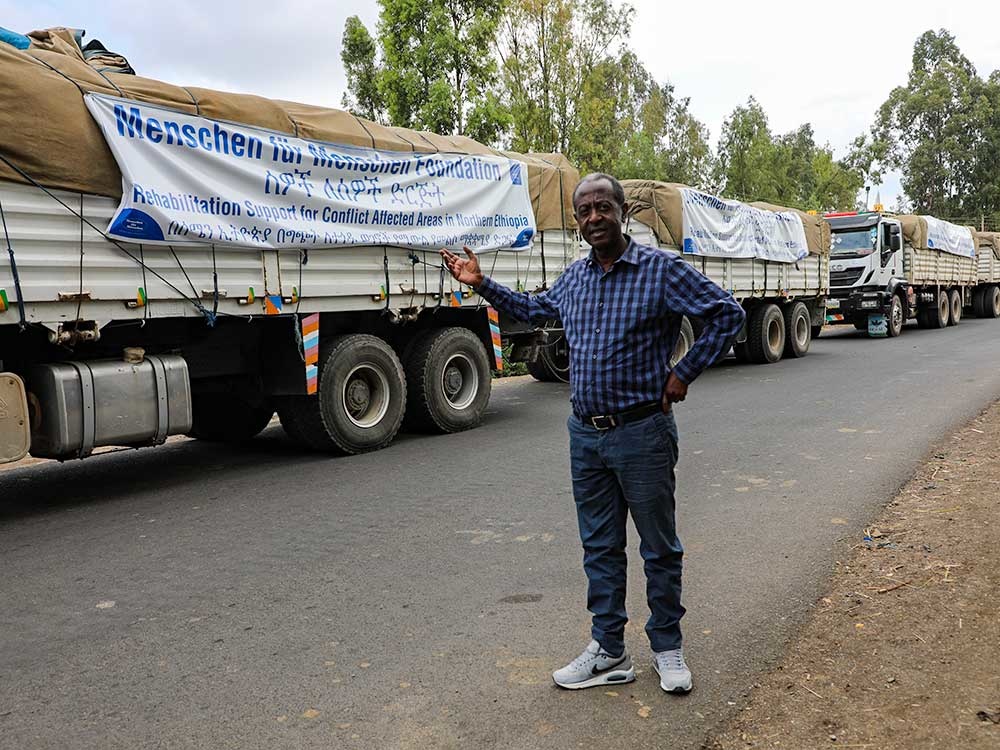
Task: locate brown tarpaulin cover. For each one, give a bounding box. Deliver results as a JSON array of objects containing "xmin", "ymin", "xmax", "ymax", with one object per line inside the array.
[
  {"xmin": 0, "ymin": 28, "xmax": 578, "ymax": 232},
  {"xmin": 974, "ymin": 231, "xmax": 1000, "ymax": 260},
  {"xmin": 620, "ymin": 179, "xmax": 829, "ymax": 256},
  {"xmin": 896, "ymin": 215, "xmax": 929, "ymax": 249}
]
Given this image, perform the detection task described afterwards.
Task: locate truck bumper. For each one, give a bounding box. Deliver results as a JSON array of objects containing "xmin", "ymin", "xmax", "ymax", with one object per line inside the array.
[{"xmin": 825, "ymin": 288, "xmax": 888, "ymax": 325}]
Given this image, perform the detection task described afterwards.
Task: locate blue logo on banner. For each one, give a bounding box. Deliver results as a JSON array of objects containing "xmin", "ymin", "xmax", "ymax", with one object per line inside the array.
[
  {"xmin": 509, "ymin": 161, "xmax": 523, "ymax": 186},
  {"xmin": 110, "ymin": 209, "xmax": 165, "ymax": 241},
  {"xmin": 683, "ymin": 238, "xmax": 696, "ymax": 254},
  {"xmin": 510, "ymin": 227, "xmax": 534, "ymax": 248}
]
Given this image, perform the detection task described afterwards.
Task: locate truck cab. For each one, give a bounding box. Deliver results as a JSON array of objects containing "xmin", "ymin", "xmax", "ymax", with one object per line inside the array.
[{"xmin": 824, "ymin": 212, "xmax": 908, "ymax": 335}]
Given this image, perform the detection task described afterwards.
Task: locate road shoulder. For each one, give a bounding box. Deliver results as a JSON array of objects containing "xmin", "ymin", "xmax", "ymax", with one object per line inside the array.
[{"xmin": 704, "ymin": 400, "xmax": 1000, "ymax": 750}]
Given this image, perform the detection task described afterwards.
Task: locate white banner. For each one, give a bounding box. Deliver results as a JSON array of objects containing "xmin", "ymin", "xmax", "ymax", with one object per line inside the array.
[
  {"xmin": 679, "ymin": 188, "xmax": 809, "ymax": 263},
  {"xmin": 921, "ymin": 215, "xmax": 975, "ymax": 258},
  {"xmin": 84, "ymin": 94, "xmax": 536, "ymax": 252}
]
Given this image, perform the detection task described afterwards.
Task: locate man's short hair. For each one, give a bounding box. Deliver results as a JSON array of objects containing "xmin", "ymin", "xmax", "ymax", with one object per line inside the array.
[{"xmin": 573, "ymin": 173, "xmax": 625, "ymax": 207}]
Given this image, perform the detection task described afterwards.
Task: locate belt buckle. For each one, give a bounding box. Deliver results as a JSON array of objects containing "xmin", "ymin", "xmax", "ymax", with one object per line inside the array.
[{"xmin": 589, "ymin": 414, "xmax": 617, "ymax": 430}]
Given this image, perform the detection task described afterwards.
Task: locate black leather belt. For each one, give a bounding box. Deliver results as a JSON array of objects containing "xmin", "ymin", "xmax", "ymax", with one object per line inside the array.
[{"xmin": 578, "ymin": 401, "xmax": 661, "ymax": 430}]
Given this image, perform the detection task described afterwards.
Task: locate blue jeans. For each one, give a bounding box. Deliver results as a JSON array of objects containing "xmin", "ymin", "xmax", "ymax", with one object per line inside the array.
[{"xmin": 567, "ymin": 410, "xmax": 684, "ymax": 655}]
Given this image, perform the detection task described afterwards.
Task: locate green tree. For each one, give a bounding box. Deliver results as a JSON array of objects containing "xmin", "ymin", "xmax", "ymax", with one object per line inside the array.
[
  {"xmin": 663, "ymin": 97, "xmax": 714, "ymax": 188},
  {"xmin": 498, "ymin": 0, "xmax": 631, "ymax": 156},
  {"xmin": 716, "ymin": 97, "xmax": 777, "ymax": 202},
  {"xmin": 772, "ymin": 124, "xmax": 817, "ymax": 205},
  {"xmin": 340, "ymin": 0, "xmax": 508, "ymax": 142},
  {"xmin": 341, "ymin": 16, "xmax": 383, "ymax": 122},
  {"xmin": 968, "ymin": 72, "xmax": 1000, "ymax": 226},
  {"xmin": 498, "ymin": 0, "xmax": 713, "ymax": 184},
  {"xmin": 808, "ymin": 148, "xmax": 864, "ymax": 212},
  {"xmin": 865, "ymin": 29, "xmax": 986, "ymax": 215},
  {"xmin": 717, "ymin": 98, "xmax": 861, "ymax": 210}
]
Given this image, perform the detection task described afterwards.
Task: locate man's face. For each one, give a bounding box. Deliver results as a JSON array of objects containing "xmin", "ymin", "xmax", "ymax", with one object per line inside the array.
[{"xmin": 573, "ymin": 180, "xmax": 625, "ymax": 252}]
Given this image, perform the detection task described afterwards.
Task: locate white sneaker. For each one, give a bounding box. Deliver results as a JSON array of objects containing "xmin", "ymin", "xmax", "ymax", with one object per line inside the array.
[
  {"xmin": 552, "ymin": 639, "xmax": 635, "ymax": 690},
  {"xmin": 652, "ymin": 647, "xmax": 692, "ymax": 693}
]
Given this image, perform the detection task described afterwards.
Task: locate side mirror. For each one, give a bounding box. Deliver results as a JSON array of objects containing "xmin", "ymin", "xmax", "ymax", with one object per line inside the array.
[{"xmin": 889, "ymin": 225, "xmax": 902, "ymax": 252}]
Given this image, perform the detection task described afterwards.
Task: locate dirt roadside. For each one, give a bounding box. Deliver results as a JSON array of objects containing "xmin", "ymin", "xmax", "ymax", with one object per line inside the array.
[{"xmin": 704, "ymin": 400, "xmax": 1000, "ymax": 749}]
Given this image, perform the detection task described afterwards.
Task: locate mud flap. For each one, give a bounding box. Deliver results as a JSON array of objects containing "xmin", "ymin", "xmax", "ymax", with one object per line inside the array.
[
  {"xmin": 867, "ymin": 313, "xmax": 888, "ymax": 337},
  {"xmin": 0, "ymin": 373, "xmax": 30, "ymax": 463}
]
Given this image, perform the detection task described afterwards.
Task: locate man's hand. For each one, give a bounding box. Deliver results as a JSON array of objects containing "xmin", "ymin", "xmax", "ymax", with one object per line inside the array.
[
  {"xmin": 440, "ymin": 246, "xmax": 485, "ymax": 287},
  {"xmin": 662, "ymin": 371, "xmax": 688, "ymax": 412}
]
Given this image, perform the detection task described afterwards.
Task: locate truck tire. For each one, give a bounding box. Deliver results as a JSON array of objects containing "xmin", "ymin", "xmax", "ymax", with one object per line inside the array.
[
  {"xmin": 278, "ymin": 335, "xmax": 406, "ymax": 454},
  {"xmin": 948, "ymin": 289, "xmax": 962, "ymax": 326},
  {"xmin": 886, "ymin": 293, "xmax": 904, "ymax": 337},
  {"xmin": 542, "ymin": 336, "xmax": 571, "ymax": 383},
  {"xmin": 733, "ymin": 341, "xmax": 750, "ymax": 363},
  {"xmin": 746, "ymin": 304, "xmax": 785, "ymax": 364},
  {"xmin": 670, "ymin": 316, "xmax": 695, "ymax": 367},
  {"xmin": 526, "ymin": 356, "xmax": 557, "ymax": 382},
  {"xmin": 528, "ymin": 336, "xmax": 571, "ymax": 384},
  {"xmin": 982, "ymin": 285, "xmax": 1000, "ymax": 318},
  {"xmin": 189, "ymin": 392, "xmax": 274, "ymax": 443},
  {"xmin": 321, "ymin": 334, "xmax": 405, "ymax": 453},
  {"xmin": 403, "ymin": 327, "xmax": 492, "ymax": 433},
  {"xmin": 783, "ymin": 302, "xmax": 811, "ymax": 358},
  {"xmin": 277, "ymin": 395, "xmax": 329, "ymax": 449},
  {"xmin": 928, "ymin": 290, "xmax": 950, "ymax": 329},
  {"xmin": 972, "ymin": 288, "xmax": 986, "ymax": 317}
]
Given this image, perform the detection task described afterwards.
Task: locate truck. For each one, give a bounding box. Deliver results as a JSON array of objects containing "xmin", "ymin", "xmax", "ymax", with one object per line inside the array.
[
  {"xmin": 0, "ymin": 28, "xmax": 579, "ymax": 465},
  {"xmin": 823, "ymin": 212, "xmax": 999, "ymax": 337},
  {"xmin": 972, "ymin": 231, "xmax": 1000, "ymax": 318},
  {"xmin": 618, "ymin": 180, "xmax": 830, "ymax": 365}
]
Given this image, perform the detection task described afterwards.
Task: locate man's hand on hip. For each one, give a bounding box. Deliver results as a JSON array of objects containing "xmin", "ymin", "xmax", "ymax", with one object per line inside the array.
[
  {"xmin": 662, "ymin": 372, "xmax": 688, "ymax": 412},
  {"xmin": 440, "ymin": 246, "xmax": 485, "ymax": 287}
]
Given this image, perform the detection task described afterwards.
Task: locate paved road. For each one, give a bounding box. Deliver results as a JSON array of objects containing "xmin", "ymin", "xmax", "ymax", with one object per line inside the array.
[{"xmin": 3, "ymin": 319, "xmax": 1000, "ymax": 750}]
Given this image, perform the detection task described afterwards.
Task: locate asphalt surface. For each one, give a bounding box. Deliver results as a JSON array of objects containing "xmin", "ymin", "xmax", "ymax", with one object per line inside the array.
[{"xmin": 3, "ymin": 319, "xmax": 1000, "ymax": 750}]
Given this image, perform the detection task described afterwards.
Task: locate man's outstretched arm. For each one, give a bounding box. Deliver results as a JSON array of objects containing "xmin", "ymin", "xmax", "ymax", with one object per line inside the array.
[{"xmin": 440, "ymin": 247, "xmax": 564, "ymax": 324}]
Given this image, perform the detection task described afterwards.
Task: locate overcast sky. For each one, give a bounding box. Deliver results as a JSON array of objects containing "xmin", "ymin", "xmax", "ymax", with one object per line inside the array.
[{"xmin": 4, "ymin": 0, "xmax": 999, "ymax": 206}]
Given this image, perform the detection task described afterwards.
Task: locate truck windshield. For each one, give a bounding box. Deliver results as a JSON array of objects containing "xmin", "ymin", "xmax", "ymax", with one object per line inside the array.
[{"xmin": 831, "ymin": 228, "xmax": 877, "ymax": 257}]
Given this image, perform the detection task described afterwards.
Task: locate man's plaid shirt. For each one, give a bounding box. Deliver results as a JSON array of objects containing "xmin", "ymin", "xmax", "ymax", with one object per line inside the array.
[{"xmin": 477, "ymin": 237, "xmax": 746, "ymax": 417}]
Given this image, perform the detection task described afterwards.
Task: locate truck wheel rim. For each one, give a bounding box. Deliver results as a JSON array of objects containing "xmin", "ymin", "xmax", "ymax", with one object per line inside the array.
[
  {"xmin": 768, "ymin": 317, "xmax": 782, "ymax": 352},
  {"xmin": 441, "ymin": 353, "xmax": 478, "ymax": 410},
  {"xmin": 343, "ymin": 363, "xmax": 390, "ymax": 428},
  {"xmin": 993, "ymin": 289, "xmax": 1000, "ymax": 316},
  {"xmin": 672, "ymin": 336, "xmax": 690, "ymax": 365},
  {"xmin": 795, "ymin": 313, "xmax": 808, "ymax": 347},
  {"xmin": 891, "ymin": 299, "xmax": 903, "ymax": 331}
]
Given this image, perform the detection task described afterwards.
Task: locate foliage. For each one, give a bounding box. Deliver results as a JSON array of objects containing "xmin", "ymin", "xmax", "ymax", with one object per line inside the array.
[
  {"xmin": 497, "ymin": 0, "xmax": 714, "ymax": 186},
  {"xmin": 343, "ymin": 0, "xmax": 713, "ymax": 188},
  {"xmin": 342, "ymin": 12, "xmax": 1000, "ymax": 220},
  {"xmin": 716, "ymin": 97, "xmax": 776, "ymax": 202},
  {"xmin": 859, "ymin": 29, "xmax": 999, "ymax": 219},
  {"xmin": 340, "ymin": 16, "xmax": 383, "ymax": 122},
  {"xmin": 341, "ymin": 0, "xmax": 508, "ymax": 141},
  {"xmin": 716, "ymin": 97, "xmax": 862, "ymax": 211},
  {"xmin": 493, "ymin": 344, "xmax": 528, "ymax": 377}
]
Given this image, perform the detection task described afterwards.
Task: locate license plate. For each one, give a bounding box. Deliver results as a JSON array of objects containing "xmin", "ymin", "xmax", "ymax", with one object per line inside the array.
[{"xmin": 826, "ymin": 299, "xmax": 840, "ymax": 309}]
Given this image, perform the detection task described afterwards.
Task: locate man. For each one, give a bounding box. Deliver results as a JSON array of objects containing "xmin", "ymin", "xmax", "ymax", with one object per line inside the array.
[{"xmin": 440, "ymin": 173, "xmax": 745, "ymax": 693}]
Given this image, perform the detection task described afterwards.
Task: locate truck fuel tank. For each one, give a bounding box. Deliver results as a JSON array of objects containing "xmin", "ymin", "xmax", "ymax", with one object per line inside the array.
[{"xmin": 27, "ymin": 355, "xmax": 192, "ymax": 460}]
